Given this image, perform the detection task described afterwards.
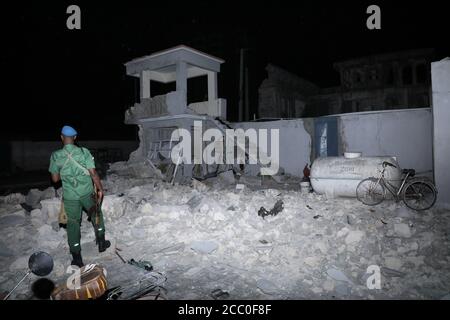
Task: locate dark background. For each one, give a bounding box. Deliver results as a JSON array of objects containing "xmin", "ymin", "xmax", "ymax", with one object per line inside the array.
[{"xmin": 1, "ymin": 1, "xmax": 449, "ymax": 141}]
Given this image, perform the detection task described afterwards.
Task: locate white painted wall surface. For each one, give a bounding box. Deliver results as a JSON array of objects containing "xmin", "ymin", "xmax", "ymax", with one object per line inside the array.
[
  {"xmin": 338, "ymin": 108, "xmax": 433, "ymax": 176},
  {"xmin": 432, "ymin": 58, "xmax": 450, "ymax": 204},
  {"xmin": 235, "ymin": 119, "xmax": 312, "ymax": 176}
]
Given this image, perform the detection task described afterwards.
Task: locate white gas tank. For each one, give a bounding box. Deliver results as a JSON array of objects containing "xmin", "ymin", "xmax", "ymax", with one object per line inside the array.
[{"xmin": 310, "ymin": 155, "xmax": 402, "ymax": 198}]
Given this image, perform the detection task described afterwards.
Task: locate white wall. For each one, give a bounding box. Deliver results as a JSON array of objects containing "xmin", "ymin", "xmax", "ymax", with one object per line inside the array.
[
  {"xmin": 432, "ymin": 58, "xmax": 450, "ymax": 204},
  {"xmin": 337, "ymin": 108, "xmax": 433, "ymax": 175},
  {"xmin": 235, "ymin": 119, "xmax": 312, "ymax": 176},
  {"xmin": 10, "ymin": 140, "xmax": 138, "ymax": 172}
]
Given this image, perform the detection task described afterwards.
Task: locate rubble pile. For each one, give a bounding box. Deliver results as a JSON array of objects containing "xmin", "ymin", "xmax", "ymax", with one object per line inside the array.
[{"xmin": 1, "ymin": 174, "xmax": 450, "ymax": 299}]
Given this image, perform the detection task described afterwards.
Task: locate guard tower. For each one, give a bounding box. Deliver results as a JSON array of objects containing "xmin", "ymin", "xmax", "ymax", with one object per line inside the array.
[
  {"xmin": 125, "ymin": 45, "xmax": 226, "ymax": 122},
  {"xmin": 123, "ymin": 45, "xmax": 229, "ymax": 179}
]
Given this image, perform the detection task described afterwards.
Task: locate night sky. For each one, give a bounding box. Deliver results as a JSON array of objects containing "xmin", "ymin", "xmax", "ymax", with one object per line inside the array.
[{"xmin": 1, "ymin": 1, "xmax": 449, "ymax": 141}]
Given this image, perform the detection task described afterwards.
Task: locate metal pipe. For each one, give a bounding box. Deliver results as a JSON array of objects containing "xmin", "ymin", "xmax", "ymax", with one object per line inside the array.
[{"xmin": 4, "ymin": 271, "xmax": 31, "ymax": 300}]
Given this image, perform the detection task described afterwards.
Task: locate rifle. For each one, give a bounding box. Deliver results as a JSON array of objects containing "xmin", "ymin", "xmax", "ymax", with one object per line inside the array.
[{"xmin": 89, "ymin": 190, "xmax": 102, "ymax": 236}]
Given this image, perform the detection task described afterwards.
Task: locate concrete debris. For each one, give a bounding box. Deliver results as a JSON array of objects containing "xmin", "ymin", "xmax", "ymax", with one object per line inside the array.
[
  {"xmin": 0, "ymin": 213, "xmax": 26, "ymax": 228},
  {"xmin": 0, "ymin": 241, "xmax": 14, "ymax": 257},
  {"xmin": 238, "ymin": 176, "xmax": 262, "ymax": 187},
  {"xmin": 0, "ymin": 193, "xmax": 25, "ymax": 205},
  {"xmin": 326, "ymin": 268, "xmax": 353, "ymax": 284},
  {"xmin": 256, "ymin": 279, "xmax": 279, "ymax": 295},
  {"xmin": 381, "ymin": 267, "xmax": 406, "ymax": 278},
  {"xmin": 218, "ymin": 170, "xmax": 236, "ymax": 184},
  {"xmin": 384, "ymin": 257, "xmax": 403, "ymax": 270},
  {"xmin": 345, "ymin": 230, "xmax": 364, "ymax": 245},
  {"xmin": 191, "ymin": 179, "xmax": 209, "ymax": 192},
  {"xmin": 25, "ymin": 189, "xmax": 44, "ymax": 210},
  {"xmin": 190, "ymin": 240, "xmax": 219, "ymax": 254},
  {"xmin": 0, "ymin": 170, "xmax": 450, "ymax": 299},
  {"xmin": 394, "ymin": 223, "xmax": 412, "ymax": 238}
]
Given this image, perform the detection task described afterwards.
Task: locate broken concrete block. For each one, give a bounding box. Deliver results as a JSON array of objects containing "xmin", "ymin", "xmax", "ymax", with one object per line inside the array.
[
  {"xmin": 335, "ymin": 283, "xmax": 350, "ymax": 296},
  {"xmin": 186, "ymin": 195, "xmax": 204, "ymax": 211},
  {"xmin": 381, "ymin": 267, "xmax": 406, "ymax": 278},
  {"xmin": 384, "ymin": 257, "xmax": 403, "ymax": 270},
  {"xmin": 345, "ymin": 230, "xmax": 364, "ymax": 245},
  {"xmin": 394, "ymin": 223, "xmax": 412, "ymax": 238},
  {"xmin": 25, "ymin": 189, "xmax": 43, "ymax": 210},
  {"xmin": 218, "ymin": 170, "xmax": 235, "ymax": 184},
  {"xmin": 326, "ymin": 268, "xmax": 353, "ymax": 284},
  {"xmin": 0, "ymin": 241, "xmax": 14, "ymax": 257},
  {"xmin": 1, "ymin": 193, "xmax": 25, "ymax": 205},
  {"xmin": 190, "ymin": 240, "xmax": 218, "ymax": 254},
  {"xmin": 40, "ymin": 198, "xmax": 61, "ymax": 223},
  {"xmin": 239, "ymin": 175, "xmax": 262, "ymax": 187},
  {"xmin": 41, "ymin": 187, "xmax": 56, "ymax": 200},
  {"xmin": 9, "ymin": 256, "xmax": 28, "ymax": 272},
  {"xmin": 192, "ymin": 179, "xmax": 209, "ymax": 192},
  {"xmin": 397, "ymin": 206, "xmax": 414, "ymax": 218},
  {"xmin": 256, "ymin": 279, "xmax": 279, "ymax": 295},
  {"xmin": 0, "ymin": 214, "xmax": 26, "ymax": 228}
]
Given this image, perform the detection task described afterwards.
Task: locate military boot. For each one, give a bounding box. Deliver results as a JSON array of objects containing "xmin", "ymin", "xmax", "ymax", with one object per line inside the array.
[{"xmin": 71, "ymin": 252, "xmax": 84, "ymax": 268}]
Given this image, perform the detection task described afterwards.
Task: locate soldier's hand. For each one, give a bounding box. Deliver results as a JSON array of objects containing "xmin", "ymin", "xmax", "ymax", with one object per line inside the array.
[{"xmin": 97, "ymin": 190, "xmax": 104, "ymax": 204}]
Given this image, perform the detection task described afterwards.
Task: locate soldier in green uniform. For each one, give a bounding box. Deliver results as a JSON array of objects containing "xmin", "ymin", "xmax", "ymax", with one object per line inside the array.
[{"xmin": 49, "ymin": 125, "xmax": 110, "ymax": 267}]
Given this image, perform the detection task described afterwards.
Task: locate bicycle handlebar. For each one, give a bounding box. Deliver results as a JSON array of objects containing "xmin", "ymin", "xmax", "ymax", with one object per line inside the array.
[{"xmin": 382, "ymin": 161, "xmax": 397, "ymax": 168}]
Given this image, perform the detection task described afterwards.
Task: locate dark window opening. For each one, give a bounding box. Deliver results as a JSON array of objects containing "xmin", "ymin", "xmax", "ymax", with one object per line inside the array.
[
  {"xmin": 386, "ymin": 67, "xmax": 394, "ymax": 85},
  {"xmin": 149, "ymin": 81, "xmax": 176, "ymax": 99},
  {"xmin": 353, "ymin": 71, "xmax": 363, "ymax": 84},
  {"xmin": 416, "ymin": 64, "xmax": 428, "ymax": 84},
  {"xmin": 187, "ymin": 75, "xmax": 208, "ymax": 105},
  {"xmin": 402, "ymin": 65, "xmax": 413, "ymax": 85}
]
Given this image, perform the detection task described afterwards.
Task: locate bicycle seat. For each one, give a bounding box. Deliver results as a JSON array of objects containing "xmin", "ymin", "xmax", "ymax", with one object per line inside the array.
[{"xmin": 402, "ymin": 169, "xmax": 415, "ymax": 177}]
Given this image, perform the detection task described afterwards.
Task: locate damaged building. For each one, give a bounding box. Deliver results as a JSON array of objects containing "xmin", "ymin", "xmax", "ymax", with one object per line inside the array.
[
  {"xmin": 123, "ymin": 45, "xmax": 230, "ymax": 180},
  {"xmin": 258, "ymin": 49, "xmax": 434, "ymax": 118}
]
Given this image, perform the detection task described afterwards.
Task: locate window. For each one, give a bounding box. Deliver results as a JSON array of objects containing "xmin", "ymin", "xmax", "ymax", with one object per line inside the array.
[
  {"xmin": 402, "ymin": 65, "xmax": 413, "ymax": 85},
  {"xmin": 369, "ymin": 69, "xmax": 378, "ymax": 81},
  {"xmin": 416, "ymin": 64, "xmax": 428, "ymax": 84},
  {"xmin": 386, "ymin": 66, "xmax": 394, "ymax": 85}
]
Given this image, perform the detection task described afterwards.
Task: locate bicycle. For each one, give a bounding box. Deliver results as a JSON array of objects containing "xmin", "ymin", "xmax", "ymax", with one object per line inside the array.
[{"xmin": 356, "ymin": 161, "xmax": 437, "ymax": 211}]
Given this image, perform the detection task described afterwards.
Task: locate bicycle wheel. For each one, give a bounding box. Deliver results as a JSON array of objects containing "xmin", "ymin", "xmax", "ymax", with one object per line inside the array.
[
  {"xmin": 356, "ymin": 178, "xmax": 385, "ymax": 206},
  {"xmin": 402, "ymin": 180, "xmax": 437, "ymax": 211}
]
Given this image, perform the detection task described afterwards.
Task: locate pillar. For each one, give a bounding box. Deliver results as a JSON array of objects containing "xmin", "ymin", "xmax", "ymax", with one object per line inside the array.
[
  {"xmin": 176, "ymin": 61, "xmax": 187, "ymax": 106},
  {"xmin": 431, "ymin": 58, "xmax": 450, "ymax": 204},
  {"xmin": 207, "ymin": 71, "xmax": 218, "ymax": 102},
  {"xmin": 140, "ymin": 70, "xmax": 151, "ymax": 100}
]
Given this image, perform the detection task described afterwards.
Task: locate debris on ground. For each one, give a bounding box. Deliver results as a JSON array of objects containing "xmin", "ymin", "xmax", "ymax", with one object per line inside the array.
[{"xmin": 1, "ymin": 171, "xmax": 450, "ymax": 299}]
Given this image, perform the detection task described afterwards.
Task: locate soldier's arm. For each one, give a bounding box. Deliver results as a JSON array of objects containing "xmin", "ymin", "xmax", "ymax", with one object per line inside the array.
[
  {"xmin": 49, "ymin": 152, "xmax": 60, "ymax": 183},
  {"xmin": 88, "ymin": 168, "xmax": 104, "ymax": 203},
  {"xmin": 51, "ymin": 173, "xmax": 61, "ymax": 183}
]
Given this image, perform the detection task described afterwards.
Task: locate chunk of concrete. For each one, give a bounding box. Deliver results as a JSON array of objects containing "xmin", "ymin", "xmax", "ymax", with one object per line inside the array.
[
  {"xmin": 326, "ymin": 268, "xmax": 353, "ymax": 284},
  {"xmin": 345, "ymin": 231, "xmax": 364, "ymax": 245},
  {"xmin": 0, "ymin": 214, "xmax": 26, "ymax": 228},
  {"xmin": 0, "ymin": 241, "xmax": 14, "ymax": 257},
  {"xmin": 25, "ymin": 189, "xmax": 43, "ymax": 210},
  {"xmin": 394, "ymin": 223, "xmax": 412, "ymax": 238},
  {"xmin": 190, "ymin": 240, "xmax": 218, "ymax": 254},
  {"xmin": 218, "ymin": 170, "xmax": 235, "ymax": 184},
  {"xmin": 256, "ymin": 279, "xmax": 279, "ymax": 295}
]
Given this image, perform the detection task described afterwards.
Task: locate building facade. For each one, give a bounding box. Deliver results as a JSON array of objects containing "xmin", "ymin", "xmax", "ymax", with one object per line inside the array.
[{"xmin": 258, "ymin": 49, "xmax": 435, "ymax": 118}]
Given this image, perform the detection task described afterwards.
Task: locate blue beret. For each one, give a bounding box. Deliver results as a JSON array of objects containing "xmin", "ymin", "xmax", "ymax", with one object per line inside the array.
[{"xmin": 61, "ymin": 125, "xmax": 77, "ymax": 137}]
